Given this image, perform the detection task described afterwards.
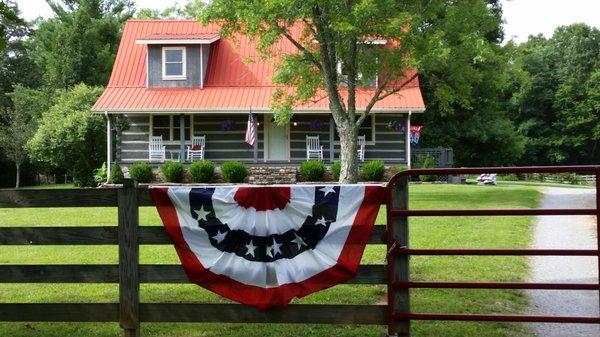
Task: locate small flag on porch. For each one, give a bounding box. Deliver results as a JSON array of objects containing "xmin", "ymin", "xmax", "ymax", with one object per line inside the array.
[{"xmin": 245, "ymin": 112, "xmax": 256, "ymax": 146}]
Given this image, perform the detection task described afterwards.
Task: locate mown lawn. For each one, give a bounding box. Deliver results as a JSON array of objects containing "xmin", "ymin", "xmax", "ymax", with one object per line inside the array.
[{"xmin": 0, "ymin": 184, "xmax": 541, "ymax": 337}]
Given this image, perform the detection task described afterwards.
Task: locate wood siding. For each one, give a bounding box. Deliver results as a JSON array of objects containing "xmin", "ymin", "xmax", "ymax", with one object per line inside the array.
[
  {"xmin": 117, "ymin": 113, "xmax": 407, "ymax": 164},
  {"xmin": 148, "ymin": 45, "xmax": 208, "ymax": 88}
]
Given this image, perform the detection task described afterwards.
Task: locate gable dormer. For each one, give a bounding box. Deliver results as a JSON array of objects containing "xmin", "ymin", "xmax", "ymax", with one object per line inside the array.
[{"xmin": 136, "ymin": 33, "xmax": 219, "ymax": 88}]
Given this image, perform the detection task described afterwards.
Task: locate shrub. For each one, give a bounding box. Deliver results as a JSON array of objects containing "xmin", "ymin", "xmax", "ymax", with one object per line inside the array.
[
  {"xmin": 361, "ymin": 160, "xmax": 386, "ymax": 181},
  {"xmin": 331, "ymin": 160, "xmax": 341, "ymax": 180},
  {"xmin": 189, "ymin": 160, "xmax": 215, "ymax": 183},
  {"xmin": 299, "ymin": 160, "xmax": 326, "ymax": 181},
  {"xmin": 160, "ymin": 162, "xmax": 184, "ymax": 182},
  {"xmin": 93, "ymin": 162, "xmax": 107, "ymax": 186},
  {"xmin": 414, "ymin": 154, "xmax": 437, "ymax": 182},
  {"xmin": 129, "ymin": 163, "xmax": 154, "ymax": 183},
  {"xmin": 109, "ymin": 162, "xmax": 124, "ymax": 184},
  {"xmin": 221, "ymin": 161, "xmax": 247, "ymax": 183},
  {"xmin": 391, "ymin": 165, "xmax": 408, "ymax": 174}
]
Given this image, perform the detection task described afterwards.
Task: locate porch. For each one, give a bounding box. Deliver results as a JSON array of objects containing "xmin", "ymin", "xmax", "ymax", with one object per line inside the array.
[{"xmin": 107, "ymin": 112, "xmax": 413, "ymax": 169}]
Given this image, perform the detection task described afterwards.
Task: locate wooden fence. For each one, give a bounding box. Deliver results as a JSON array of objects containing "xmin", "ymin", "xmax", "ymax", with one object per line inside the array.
[{"xmin": 0, "ymin": 181, "xmax": 401, "ymax": 337}]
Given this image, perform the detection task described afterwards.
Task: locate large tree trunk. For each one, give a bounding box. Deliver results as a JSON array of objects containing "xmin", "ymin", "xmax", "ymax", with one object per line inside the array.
[
  {"xmin": 15, "ymin": 163, "xmax": 20, "ymax": 189},
  {"xmin": 337, "ymin": 121, "xmax": 359, "ymax": 183}
]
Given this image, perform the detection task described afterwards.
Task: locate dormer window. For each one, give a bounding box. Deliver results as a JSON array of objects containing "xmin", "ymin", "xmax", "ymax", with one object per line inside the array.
[{"xmin": 162, "ymin": 46, "xmax": 186, "ymax": 80}]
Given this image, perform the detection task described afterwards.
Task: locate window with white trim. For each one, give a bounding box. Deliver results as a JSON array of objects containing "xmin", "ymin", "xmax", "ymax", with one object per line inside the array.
[
  {"xmin": 151, "ymin": 115, "xmax": 191, "ymax": 141},
  {"xmin": 162, "ymin": 47, "xmax": 186, "ymax": 80}
]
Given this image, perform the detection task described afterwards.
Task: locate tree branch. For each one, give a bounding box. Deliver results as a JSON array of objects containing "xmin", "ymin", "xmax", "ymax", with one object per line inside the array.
[{"xmin": 356, "ymin": 72, "xmax": 418, "ymax": 127}]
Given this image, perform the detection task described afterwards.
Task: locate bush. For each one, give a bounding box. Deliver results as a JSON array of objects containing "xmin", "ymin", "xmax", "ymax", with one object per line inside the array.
[
  {"xmin": 221, "ymin": 161, "xmax": 247, "ymax": 183},
  {"xmin": 129, "ymin": 163, "xmax": 154, "ymax": 183},
  {"xmin": 93, "ymin": 162, "xmax": 107, "ymax": 186},
  {"xmin": 414, "ymin": 154, "xmax": 437, "ymax": 182},
  {"xmin": 361, "ymin": 160, "xmax": 386, "ymax": 181},
  {"xmin": 331, "ymin": 160, "xmax": 341, "ymax": 181},
  {"xmin": 160, "ymin": 162, "xmax": 184, "ymax": 182},
  {"xmin": 391, "ymin": 165, "xmax": 408, "ymax": 174},
  {"xmin": 109, "ymin": 162, "xmax": 124, "ymax": 184},
  {"xmin": 189, "ymin": 160, "xmax": 215, "ymax": 183},
  {"xmin": 299, "ymin": 160, "xmax": 326, "ymax": 181}
]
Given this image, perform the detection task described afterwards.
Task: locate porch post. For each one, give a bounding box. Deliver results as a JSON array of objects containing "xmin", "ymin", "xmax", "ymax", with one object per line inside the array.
[
  {"xmin": 329, "ymin": 115, "xmax": 334, "ymax": 163},
  {"xmin": 406, "ymin": 112, "xmax": 411, "ymax": 169},
  {"xmin": 106, "ymin": 112, "xmax": 113, "ymax": 183},
  {"xmin": 179, "ymin": 114, "xmax": 185, "ymax": 162},
  {"xmin": 253, "ymin": 114, "xmax": 258, "ymax": 163}
]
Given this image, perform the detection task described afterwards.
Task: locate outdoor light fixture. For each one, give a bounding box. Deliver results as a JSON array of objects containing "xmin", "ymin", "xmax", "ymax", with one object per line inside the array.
[{"xmin": 293, "ymin": 122, "xmax": 298, "ymax": 126}]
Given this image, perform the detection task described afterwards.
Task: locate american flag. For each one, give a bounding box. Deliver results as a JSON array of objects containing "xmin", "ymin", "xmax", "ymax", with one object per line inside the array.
[{"xmin": 245, "ymin": 111, "xmax": 256, "ymax": 146}]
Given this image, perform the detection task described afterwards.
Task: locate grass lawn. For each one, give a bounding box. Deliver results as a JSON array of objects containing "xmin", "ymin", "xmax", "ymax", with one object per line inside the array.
[{"xmin": 0, "ymin": 184, "xmax": 541, "ymax": 337}]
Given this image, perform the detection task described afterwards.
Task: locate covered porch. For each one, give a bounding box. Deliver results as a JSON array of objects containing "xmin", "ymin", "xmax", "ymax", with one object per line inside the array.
[{"xmin": 106, "ymin": 111, "xmax": 414, "ymax": 171}]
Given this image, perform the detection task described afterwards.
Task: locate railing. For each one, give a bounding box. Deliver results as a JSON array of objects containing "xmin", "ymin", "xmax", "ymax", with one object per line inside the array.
[
  {"xmin": 385, "ymin": 165, "xmax": 600, "ymax": 337},
  {"xmin": 0, "ymin": 182, "xmax": 389, "ymax": 337}
]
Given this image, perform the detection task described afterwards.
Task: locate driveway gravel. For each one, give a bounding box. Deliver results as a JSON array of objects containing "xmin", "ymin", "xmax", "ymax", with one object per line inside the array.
[{"xmin": 527, "ymin": 187, "xmax": 599, "ymax": 337}]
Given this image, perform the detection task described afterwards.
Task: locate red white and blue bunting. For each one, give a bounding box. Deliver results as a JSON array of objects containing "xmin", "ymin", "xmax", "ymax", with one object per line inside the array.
[{"xmin": 150, "ymin": 184, "xmax": 385, "ymax": 309}]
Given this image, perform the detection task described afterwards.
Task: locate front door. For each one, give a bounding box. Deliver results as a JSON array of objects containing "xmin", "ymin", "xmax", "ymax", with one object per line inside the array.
[{"xmin": 265, "ymin": 116, "xmax": 289, "ymax": 161}]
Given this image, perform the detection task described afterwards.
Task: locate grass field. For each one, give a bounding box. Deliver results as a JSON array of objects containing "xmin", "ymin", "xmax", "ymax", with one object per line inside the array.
[{"xmin": 0, "ymin": 184, "xmax": 541, "ymax": 337}]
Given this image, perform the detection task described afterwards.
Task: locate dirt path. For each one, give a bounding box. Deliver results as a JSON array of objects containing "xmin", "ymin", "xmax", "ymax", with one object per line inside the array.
[{"xmin": 527, "ymin": 187, "xmax": 599, "ymax": 337}]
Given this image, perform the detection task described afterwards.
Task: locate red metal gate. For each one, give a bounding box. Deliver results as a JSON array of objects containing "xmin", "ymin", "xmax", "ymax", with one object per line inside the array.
[{"xmin": 385, "ymin": 165, "xmax": 600, "ymax": 336}]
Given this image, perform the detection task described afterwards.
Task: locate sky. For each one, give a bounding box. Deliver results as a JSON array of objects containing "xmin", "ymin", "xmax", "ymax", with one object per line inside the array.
[{"xmin": 15, "ymin": 0, "xmax": 600, "ymax": 44}]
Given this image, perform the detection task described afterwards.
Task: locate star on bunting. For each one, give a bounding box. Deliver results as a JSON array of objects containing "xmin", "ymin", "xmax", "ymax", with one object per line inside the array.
[
  {"xmin": 315, "ymin": 216, "xmax": 328, "ymax": 226},
  {"xmin": 194, "ymin": 205, "xmax": 211, "ymax": 221},
  {"xmin": 319, "ymin": 186, "xmax": 336, "ymax": 196},
  {"xmin": 271, "ymin": 238, "xmax": 283, "ymax": 256},
  {"xmin": 245, "ymin": 240, "xmax": 257, "ymax": 257},
  {"xmin": 291, "ymin": 233, "xmax": 307, "ymax": 250},
  {"xmin": 212, "ymin": 230, "xmax": 227, "ymax": 244}
]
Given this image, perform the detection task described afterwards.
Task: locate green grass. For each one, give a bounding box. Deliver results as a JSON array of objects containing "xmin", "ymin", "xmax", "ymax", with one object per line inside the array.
[{"xmin": 0, "ymin": 184, "xmax": 541, "ymax": 337}]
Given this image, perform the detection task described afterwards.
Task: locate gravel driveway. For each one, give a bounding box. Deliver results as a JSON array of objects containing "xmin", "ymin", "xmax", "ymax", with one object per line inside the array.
[{"xmin": 527, "ymin": 187, "xmax": 599, "ymax": 337}]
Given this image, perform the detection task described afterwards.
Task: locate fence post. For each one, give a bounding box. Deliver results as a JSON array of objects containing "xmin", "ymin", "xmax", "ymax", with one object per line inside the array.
[
  {"xmin": 388, "ymin": 176, "xmax": 410, "ymax": 336},
  {"xmin": 118, "ymin": 179, "xmax": 140, "ymax": 337}
]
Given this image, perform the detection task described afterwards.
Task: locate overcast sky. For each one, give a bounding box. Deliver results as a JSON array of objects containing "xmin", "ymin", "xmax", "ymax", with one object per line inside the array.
[{"xmin": 15, "ymin": 0, "xmax": 600, "ymax": 43}]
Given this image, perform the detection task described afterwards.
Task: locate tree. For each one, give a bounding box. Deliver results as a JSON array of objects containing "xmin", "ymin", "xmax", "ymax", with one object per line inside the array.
[
  {"xmin": 202, "ymin": 0, "xmax": 512, "ymax": 181},
  {"xmin": 0, "ymin": 1, "xmax": 42, "ymax": 108},
  {"xmin": 509, "ymin": 24, "xmax": 600, "ymax": 164},
  {"xmin": 0, "ymin": 84, "xmax": 50, "ymax": 188},
  {"xmin": 412, "ymin": 0, "xmax": 525, "ymax": 166},
  {"xmin": 201, "ymin": 0, "xmax": 516, "ymax": 183},
  {"xmin": 136, "ymin": 0, "xmax": 204, "ymax": 19},
  {"xmin": 31, "ymin": 0, "xmax": 134, "ymax": 89},
  {"xmin": 27, "ymin": 84, "xmax": 105, "ymax": 187},
  {"xmin": 0, "ymin": 108, "xmax": 33, "ymax": 188},
  {"xmin": 0, "ymin": 0, "xmax": 23, "ymax": 51}
]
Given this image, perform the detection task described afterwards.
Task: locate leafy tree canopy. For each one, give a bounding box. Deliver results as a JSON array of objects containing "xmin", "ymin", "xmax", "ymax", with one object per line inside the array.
[
  {"xmin": 31, "ymin": 0, "xmax": 134, "ymax": 89},
  {"xmin": 509, "ymin": 23, "xmax": 600, "ymax": 165},
  {"xmin": 413, "ymin": 0, "xmax": 525, "ymax": 166},
  {"xmin": 201, "ymin": 0, "xmax": 504, "ymax": 181},
  {"xmin": 27, "ymin": 83, "xmax": 105, "ymax": 186}
]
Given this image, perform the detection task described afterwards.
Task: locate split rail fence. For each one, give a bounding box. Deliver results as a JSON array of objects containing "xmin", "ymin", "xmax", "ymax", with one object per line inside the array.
[{"xmin": 1, "ymin": 165, "xmax": 599, "ymax": 337}]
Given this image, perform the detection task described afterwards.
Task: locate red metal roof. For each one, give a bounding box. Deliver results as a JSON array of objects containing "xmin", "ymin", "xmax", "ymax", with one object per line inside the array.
[{"xmin": 93, "ymin": 20, "xmax": 425, "ymax": 112}]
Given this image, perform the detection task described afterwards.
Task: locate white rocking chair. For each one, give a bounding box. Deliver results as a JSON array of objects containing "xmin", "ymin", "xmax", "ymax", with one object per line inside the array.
[
  {"xmin": 306, "ymin": 136, "xmax": 323, "ymax": 160},
  {"xmin": 357, "ymin": 135, "xmax": 366, "ymax": 162},
  {"xmin": 148, "ymin": 136, "xmax": 166, "ymax": 162},
  {"xmin": 187, "ymin": 135, "xmax": 206, "ymax": 162}
]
